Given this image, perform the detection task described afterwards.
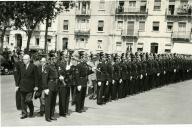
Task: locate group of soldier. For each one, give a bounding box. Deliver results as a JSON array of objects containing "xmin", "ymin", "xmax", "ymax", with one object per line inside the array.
[{"xmin": 13, "ymin": 49, "xmax": 192, "ymax": 122}]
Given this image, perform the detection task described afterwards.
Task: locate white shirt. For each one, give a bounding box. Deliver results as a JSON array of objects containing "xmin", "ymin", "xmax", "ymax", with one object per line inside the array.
[{"xmin": 26, "ymin": 63, "xmax": 30, "ymax": 70}]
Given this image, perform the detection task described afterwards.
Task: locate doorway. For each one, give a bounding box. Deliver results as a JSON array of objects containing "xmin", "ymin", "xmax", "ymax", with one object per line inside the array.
[
  {"xmin": 150, "ymin": 43, "xmax": 158, "ymax": 53},
  {"xmin": 15, "ymin": 34, "xmax": 22, "ymax": 49}
]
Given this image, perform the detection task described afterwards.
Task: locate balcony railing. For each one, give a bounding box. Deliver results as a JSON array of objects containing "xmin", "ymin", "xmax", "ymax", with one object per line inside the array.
[
  {"xmin": 74, "ymin": 29, "xmax": 90, "ymax": 36},
  {"xmin": 121, "ymin": 29, "xmax": 139, "ymax": 37},
  {"xmin": 166, "ymin": 7, "xmax": 192, "ymax": 16},
  {"xmin": 75, "ymin": 9, "xmax": 91, "ymax": 16},
  {"xmin": 116, "ymin": 6, "xmax": 148, "ymax": 15},
  {"xmin": 171, "ymin": 31, "xmax": 191, "ymax": 41}
]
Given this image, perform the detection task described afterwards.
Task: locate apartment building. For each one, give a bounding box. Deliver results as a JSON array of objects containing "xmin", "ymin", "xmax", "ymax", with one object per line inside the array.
[
  {"xmin": 2, "ymin": 19, "xmax": 58, "ymax": 51},
  {"xmin": 2, "ymin": 0, "xmax": 192, "ymax": 54}
]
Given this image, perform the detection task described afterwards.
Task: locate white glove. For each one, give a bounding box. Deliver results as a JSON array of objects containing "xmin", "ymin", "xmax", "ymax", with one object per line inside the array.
[
  {"xmin": 140, "ymin": 74, "xmax": 143, "ymax": 79},
  {"xmin": 44, "ymin": 89, "xmax": 49, "ymax": 95},
  {"xmin": 119, "ymin": 79, "xmax": 122, "ymax": 83},
  {"xmin": 112, "ymin": 80, "xmax": 115, "ymax": 84},
  {"xmin": 15, "ymin": 86, "xmax": 19, "ymax": 92},
  {"xmin": 106, "ymin": 81, "xmax": 109, "ymax": 85},
  {"xmin": 34, "ymin": 87, "xmax": 38, "ymax": 91},
  {"xmin": 164, "ymin": 71, "xmax": 166, "ymax": 74},
  {"xmin": 92, "ymin": 67, "xmax": 97, "ymax": 71},
  {"xmin": 98, "ymin": 82, "xmax": 102, "ymax": 86},
  {"xmin": 187, "ymin": 70, "xmax": 189, "ymax": 72},
  {"xmin": 77, "ymin": 85, "xmax": 82, "ymax": 91},
  {"xmin": 157, "ymin": 73, "xmax": 160, "ymax": 77},
  {"xmin": 174, "ymin": 69, "xmax": 176, "ymax": 73},
  {"xmin": 130, "ymin": 76, "xmax": 133, "ymax": 80},
  {"xmin": 146, "ymin": 73, "xmax": 147, "ymax": 76},
  {"xmin": 59, "ymin": 75, "xmax": 64, "ymax": 80},
  {"xmin": 66, "ymin": 65, "xmax": 71, "ymax": 70}
]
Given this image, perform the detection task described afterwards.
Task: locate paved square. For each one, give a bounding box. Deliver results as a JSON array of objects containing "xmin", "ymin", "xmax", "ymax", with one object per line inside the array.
[{"xmin": 1, "ymin": 75, "xmax": 192, "ymax": 126}]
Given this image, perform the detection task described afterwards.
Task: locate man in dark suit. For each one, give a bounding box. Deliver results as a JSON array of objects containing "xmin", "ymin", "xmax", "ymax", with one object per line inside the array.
[{"xmin": 16, "ymin": 54, "xmax": 38, "ymax": 119}]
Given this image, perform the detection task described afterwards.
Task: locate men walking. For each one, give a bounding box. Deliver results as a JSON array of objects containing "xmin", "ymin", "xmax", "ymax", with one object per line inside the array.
[{"xmin": 16, "ymin": 54, "xmax": 38, "ymax": 119}]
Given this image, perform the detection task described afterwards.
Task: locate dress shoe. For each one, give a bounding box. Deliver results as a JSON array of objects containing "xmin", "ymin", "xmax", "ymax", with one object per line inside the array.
[
  {"xmin": 20, "ymin": 115, "xmax": 27, "ymax": 119},
  {"xmin": 29, "ymin": 112, "xmax": 33, "ymax": 117},
  {"xmin": 50, "ymin": 117, "xmax": 57, "ymax": 120},
  {"xmin": 59, "ymin": 114, "xmax": 66, "ymax": 117},
  {"xmin": 75, "ymin": 110, "xmax": 82, "ymax": 113},
  {"xmin": 46, "ymin": 118, "xmax": 51, "ymax": 122}
]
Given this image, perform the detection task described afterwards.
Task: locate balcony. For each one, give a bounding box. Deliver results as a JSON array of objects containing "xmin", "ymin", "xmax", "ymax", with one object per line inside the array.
[
  {"xmin": 171, "ymin": 31, "xmax": 191, "ymax": 41},
  {"xmin": 166, "ymin": 6, "xmax": 192, "ymax": 17},
  {"xmin": 121, "ymin": 29, "xmax": 139, "ymax": 38},
  {"xmin": 75, "ymin": 9, "xmax": 91, "ymax": 16},
  {"xmin": 116, "ymin": 6, "xmax": 148, "ymax": 16},
  {"xmin": 74, "ymin": 29, "xmax": 90, "ymax": 36}
]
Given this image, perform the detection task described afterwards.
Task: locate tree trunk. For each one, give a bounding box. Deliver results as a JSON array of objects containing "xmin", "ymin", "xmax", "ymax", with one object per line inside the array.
[
  {"xmin": 26, "ymin": 31, "xmax": 32, "ymax": 54},
  {"xmin": 44, "ymin": 16, "xmax": 49, "ymax": 53},
  {"xmin": 0, "ymin": 28, "xmax": 6, "ymax": 54}
]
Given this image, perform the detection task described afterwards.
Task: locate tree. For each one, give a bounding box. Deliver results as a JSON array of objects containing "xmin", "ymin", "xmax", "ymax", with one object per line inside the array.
[
  {"xmin": 0, "ymin": 2, "xmax": 16, "ymax": 54},
  {"xmin": 14, "ymin": 1, "xmax": 50, "ymax": 53},
  {"xmin": 43, "ymin": 1, "xmax": 75, "ymax": 53}
]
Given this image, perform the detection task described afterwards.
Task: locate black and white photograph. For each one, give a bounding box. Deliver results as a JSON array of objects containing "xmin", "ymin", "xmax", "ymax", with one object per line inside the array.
[{"xmin": 0, "ymin": 0, "xmax": 192, "ymax": 126}]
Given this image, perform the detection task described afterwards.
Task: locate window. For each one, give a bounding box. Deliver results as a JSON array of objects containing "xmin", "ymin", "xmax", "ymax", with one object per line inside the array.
[
  {"xmin": 48, "ymin": 39, "xmax": 51, "ymax": 44},
  {"xmin": 126, "ymin": 43, "xmax": 133, "ymax": 52},
  {"xmin": 165, "ymin": 49, "xmax": 171, "ymax": 53},
  {"xmin": 129, "ymin": 1, "xmax": 136, "ymax": 7},
  {"xmin": 116, "ymin": 42, "xmax": 122, "ymax": 51},
  {"xmin": 98, "ymin": 40, "xmax": 102, "ymax": 49},
  {"xmin": 62, "ymin": 38, "xmax": 68, "ymax": 50},
  {"xmin": 79, "ymin": 38, "xmax": 86, "ymax": 48},
  {"xmin": 48, "ymin": 20, "xmax": 52, "ymax": 27},
  {"xmin": 63, "ymin": 20, "xmax": 69, "ymax": 30},
  {"xmin": 178, "ymin": 22, "xmax": 186, "ymax": 32},
  {"xmin": 153, "ymin": 22, "xmax": 160, "ymax": 31},
  {"xmin": 167, "ymin": 22, "xmax": 173, "ymax": 32},
  {"xmin": 98, "ymin": 20, "xmax": 104, "ymax": 31},
  {"xmin": 139, "ymin": 21, "xmax": 145, "ymax": 31},
  {"xmin": 99, "ymin": 0, "xmax": 105, "ymax": 10},
  {"xmin": 117, "ymin": 21, "xmax": 123, "ymax": 29},
  {"xmin": 154, "ymin": 0, "xmax": 161, "ymax": 10},
  {"xmin": 35, "ymin": 38, "xmax": 39, "ymax": 45}
]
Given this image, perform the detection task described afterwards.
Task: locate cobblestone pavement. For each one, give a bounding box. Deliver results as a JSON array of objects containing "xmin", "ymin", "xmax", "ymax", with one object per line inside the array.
[{"xmin": 1, "ymin": 75, "xmax": 192, "ymax": 126}]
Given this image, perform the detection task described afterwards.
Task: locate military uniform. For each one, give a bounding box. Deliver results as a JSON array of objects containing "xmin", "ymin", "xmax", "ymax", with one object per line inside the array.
[
  {"xmin": 111, "ymin": 55, "xmax": 121, "ymax": 100},
  {"xmin": 96, "ymin": 53, "xmax": 107, "ymax": 105},
  {"xmin": 75, "ymin": 53, "xmax": 93, "ymax": 112},
  {"xmin": 43, "ymin": 58, "xmax": 59, "ymax": 121}
]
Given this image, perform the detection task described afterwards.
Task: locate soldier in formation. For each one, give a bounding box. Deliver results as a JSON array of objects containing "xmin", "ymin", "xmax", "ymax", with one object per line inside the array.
[{"xmin": 13, "ymin": 49, "xmax": 192, "ymax": 122}]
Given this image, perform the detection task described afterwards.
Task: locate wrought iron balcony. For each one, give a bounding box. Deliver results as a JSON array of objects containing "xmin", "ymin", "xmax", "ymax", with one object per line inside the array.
[
  {"xmin": 171, "ymin": 31, "xmax": 191, "ymax": 41},
  {"xmin": 166, "ymin": 6, "xmax": 192, "ymax": 17},
  {"xmin": 75, "ymin": 9, "xmax": 91, "ymax": 16},
  {"xmin": 74, "ymin": 29, "xmax": 90, "ymax": 36},
  {"xmin": 121, "ymin": 29, "xmax": 139, "ymax": 38},
  {"xmin": 116, "ymin": 6, "xmax": 148, "ymax": 15}
]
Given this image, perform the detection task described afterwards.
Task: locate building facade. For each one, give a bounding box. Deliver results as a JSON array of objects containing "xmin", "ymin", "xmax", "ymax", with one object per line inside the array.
[{"xmin": 2, "ymin": 0, "xmax": 192, "ymax": 54}]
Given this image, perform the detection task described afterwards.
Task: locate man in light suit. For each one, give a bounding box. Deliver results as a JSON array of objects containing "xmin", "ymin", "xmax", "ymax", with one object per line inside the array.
[{"xmin": 16, "ymin": 54, "xmax": 38, "ymax": 119}]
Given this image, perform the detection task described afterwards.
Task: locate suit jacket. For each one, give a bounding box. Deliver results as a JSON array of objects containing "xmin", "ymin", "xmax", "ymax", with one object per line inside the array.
[{"xmin": 18, "ymin": 63, "xmax": 38, "ymax": 92}]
